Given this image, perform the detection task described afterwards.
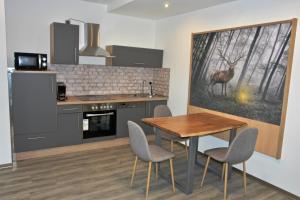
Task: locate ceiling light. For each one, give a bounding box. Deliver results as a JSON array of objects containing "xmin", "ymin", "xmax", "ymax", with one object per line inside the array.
[{"xmin": 164, "ymin": 0, "xmax": 169, "ymax": 8}]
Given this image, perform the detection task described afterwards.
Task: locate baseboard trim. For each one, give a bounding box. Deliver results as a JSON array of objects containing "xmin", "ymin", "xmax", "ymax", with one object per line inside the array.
[{"xmin": 0, "ymin": 163, "xmax": 12, "ymax": 170}]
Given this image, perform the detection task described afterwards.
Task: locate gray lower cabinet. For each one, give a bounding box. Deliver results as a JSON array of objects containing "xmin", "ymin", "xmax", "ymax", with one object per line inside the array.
[
  {"xmin": 146, "ymin": 100, "xmax": 168, "ymax": 118},
  {"xmin": 143, "ymin": 100, "xmax": 168, "ymax": 134},
  {"xmin": 57, "ymin": 105, "xmax": 83, "ymax": 147},
  {"xmin": 106, "ymin": 45, "xmax": 163, "ymax": 68},
  {"xmin": 116, "ymin": 100, "xmax": 167, "ymax": 137},
  {"xmin": 14, "ymin": 133, "xmax": 57, "ymax": 152},
  {"xmin": 50, "ymin": 22, "xmax": 79, "ymax": 65},
  {"xmin": 117, "ymin": 102, "xmax": 146, "ymax": 138},
  {"xmin": 12, "ymin": 72, "xmax": 57, "ymax": 152}
]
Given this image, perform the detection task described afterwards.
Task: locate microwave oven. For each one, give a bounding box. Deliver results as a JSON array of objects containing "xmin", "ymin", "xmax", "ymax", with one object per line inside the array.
[{"xmin": 14, "ymin": 52, "xmax": 47, "ymax": 70}]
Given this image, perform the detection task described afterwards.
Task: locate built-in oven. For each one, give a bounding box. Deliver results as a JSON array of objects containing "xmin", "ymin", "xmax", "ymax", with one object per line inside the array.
[{"xmin": 82, "ymin": 104, "xmax": 117, "ymax": 139}]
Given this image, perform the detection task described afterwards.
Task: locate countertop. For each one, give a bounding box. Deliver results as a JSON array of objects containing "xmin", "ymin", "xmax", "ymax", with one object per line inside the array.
[{"xmin": 57, "ymin": 94, "xmax": 168, "ymax": 105}]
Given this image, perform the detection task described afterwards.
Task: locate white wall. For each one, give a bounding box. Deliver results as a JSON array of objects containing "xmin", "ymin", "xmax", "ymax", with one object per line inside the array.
[
  {"xmin": 5, "ymin": 0, "xmax": 156, "ymax": 66},
  {"xmin": 0, "ymin": 0, "xmax": 12, "ymax": 165},
  {"xmin": 155, "ymin": 0, "xmax": 300, "ymax": 196}
]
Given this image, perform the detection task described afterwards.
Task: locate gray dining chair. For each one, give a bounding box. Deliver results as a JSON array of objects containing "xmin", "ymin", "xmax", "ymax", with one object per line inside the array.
[
  {"xmin": 153, "ymin": 105, "xmax": 188, "ymax": 158},
  {"xmin": 200, "ymin": 128, "xmax": 258, "ymax": 200},
  {"xmin": 128, "ymin": 121, "xmax": 176, "ymax": 200}
]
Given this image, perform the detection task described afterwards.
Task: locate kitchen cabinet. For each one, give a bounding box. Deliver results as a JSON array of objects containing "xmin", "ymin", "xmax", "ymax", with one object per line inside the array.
[
  {"xmin": 12, "ymin": 72, "xmax": 57, "ymax": 135},
  {"xmin": 12, "ymin": 72, "xmax": 57, "ymax": 152},
  {"xmin": 106, "ymin": 45, "xmax": 163, "ymax": 68},
  {"xmin": 50, "ymin": 22, "xmax": 79, "ymax": 65},
  {"xmin": 117, "ymin": 102, "xmax": 146, "ymax": 138},
  {"xmin": 146, "ymin": 100, "xmax": 167, "ymax": 118},
  {"xmin": 116, "ymin": 100, "xmax": 167, "ymax": 137},
  {"xmin": 143, "ymin": 100, "xmax": 168, "ymax": 134},
  {"xmin": 14, "ymin": 133, "xmax": 58, "ymax": 152},
  {"xmin": 57, "ymin": 105, "xmax": 83, "ymax": 146}
]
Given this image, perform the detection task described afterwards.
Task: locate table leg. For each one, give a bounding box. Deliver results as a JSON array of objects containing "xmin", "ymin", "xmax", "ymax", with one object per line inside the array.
[
  {"xmin": 185, "ymin": 136, "xmax": 199, "ymax": 194},
  {"xmin": 229, "ymin": 128, "xmax": 237, "ymax": 144},
  {"xmin": 154, "ymin": 128, "xmax": 162, "ymax": 146},
  {"xmin": 155, "ymin": 129, "xmax": 162, "ymax": 171}
]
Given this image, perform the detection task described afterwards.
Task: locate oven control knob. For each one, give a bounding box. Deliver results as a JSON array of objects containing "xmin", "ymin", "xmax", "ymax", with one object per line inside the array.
[
  {"xmin": 103, "ymin": 105, "xmax": 107, "ymax": 109},
  {"xmin": 100, "ymin": 106, "xmax": 104, "ymax": 109},
  {"xmin": 95, "ymin": 106, "xmax": 98, "ymax": 110},
  {"xmin": 109, "ymin": 105, "xmax": 113, "ymax": 109}
]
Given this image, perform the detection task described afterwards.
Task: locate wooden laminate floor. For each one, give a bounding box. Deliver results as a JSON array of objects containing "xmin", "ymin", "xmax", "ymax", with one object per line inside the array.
[{"xmin": 0, "ymin": 141, "xmax": 297, "ymax": 200}]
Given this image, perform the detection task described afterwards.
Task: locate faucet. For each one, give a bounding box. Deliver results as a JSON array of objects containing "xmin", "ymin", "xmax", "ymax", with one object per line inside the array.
[{"xmin": 149, "ymin": 81, "xmax": 153, "ymax": 98}]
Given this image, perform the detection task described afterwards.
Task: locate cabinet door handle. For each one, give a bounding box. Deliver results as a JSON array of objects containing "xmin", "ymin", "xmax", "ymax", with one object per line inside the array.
[
  {"xmin": 63, "ymin": 108, "xmax": 79, "ymax": 111},
  {"xmin": 27, "ymin": 136, "xmax": 46, "ymax": 140},
  {"xmin": 78, "ymin": 114, "xmax": 80, "ymax": 129},
  {"xmin": 51, "ymin": 77, "xmax": 54, "ymax": 93},
  {"xmin": 86, "ymin": 112, "xmax": 114, "ymax": 117},
  {"xmin": 74, "ymin": 48, "xmax": 77, "ymax": 63},
  {"xmin": 134, "ymin": 62, "xmax": 145, "ymax": 65}
]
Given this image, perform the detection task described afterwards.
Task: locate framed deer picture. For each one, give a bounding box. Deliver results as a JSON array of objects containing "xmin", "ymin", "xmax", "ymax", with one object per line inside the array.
[{"xmin": 188, "ymin": 19, "xmax": 297, "ymax": 158}]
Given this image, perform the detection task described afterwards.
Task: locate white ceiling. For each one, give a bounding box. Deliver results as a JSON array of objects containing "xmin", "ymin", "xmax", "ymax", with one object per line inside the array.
[
  {"xmin": 82, "ymin": 0, "xmax": 237, "ymax": 20},
  {"xmin": 83, "ymin": 0, "xmax": 112, "ymax": 4}
]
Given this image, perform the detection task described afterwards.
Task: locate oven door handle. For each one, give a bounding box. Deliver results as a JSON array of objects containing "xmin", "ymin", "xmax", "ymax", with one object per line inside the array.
[{"xmin": 86, "ymin": 112, "xmax": 114, "ymax": 117}]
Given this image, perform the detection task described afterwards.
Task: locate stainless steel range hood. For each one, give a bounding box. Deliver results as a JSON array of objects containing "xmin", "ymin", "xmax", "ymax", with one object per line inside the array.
[{"xmin": 79, "ymin": 23, "xmax": 112, "ymax": 57}]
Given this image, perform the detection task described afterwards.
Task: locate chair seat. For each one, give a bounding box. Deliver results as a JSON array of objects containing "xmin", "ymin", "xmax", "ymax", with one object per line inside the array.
[
  {"xmin": 149, "ymin": 145, "xmax": 175, "ymax": 162},
  {"xmin": 205, "ymin": 147, "xmax": 228, "ymax": 162}
]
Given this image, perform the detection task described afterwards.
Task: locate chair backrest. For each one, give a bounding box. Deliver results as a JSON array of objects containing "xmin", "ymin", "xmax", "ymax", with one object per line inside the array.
[
  {"xmin": 128, "ymin": 121, "xmax": 152, "ymax": 161},
  {"xmin": 224, "ymin": 128, "xmax": 258, "ymax": 164},
  {"xmin": 154, "ymin": 105, "xmax": 172, "ymax": 118},
  {"xmin": 153, "ymin": 105, "xmax": 172, "ymax": 135}
]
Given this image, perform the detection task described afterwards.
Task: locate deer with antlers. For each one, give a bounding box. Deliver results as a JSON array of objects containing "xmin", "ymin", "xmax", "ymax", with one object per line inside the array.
[{"xmin": 209, "ymin": 49, "xmax": 244, "ymax": 96}]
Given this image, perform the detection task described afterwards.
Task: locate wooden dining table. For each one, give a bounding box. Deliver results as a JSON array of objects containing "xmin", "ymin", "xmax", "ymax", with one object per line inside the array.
[{"xmin": 142, "ymin": 112, "xmax": 247, "ymax": 195}]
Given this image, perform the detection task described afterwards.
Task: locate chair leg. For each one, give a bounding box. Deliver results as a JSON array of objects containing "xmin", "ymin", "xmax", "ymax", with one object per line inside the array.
[
  {"xmin": 169, "ymin": 159, "xmax": 176, "ymax": 192},
  {"xmin": 243, "ymin": 161, "xmax": 247, "ymax": 193},
  {"xmin": 184, "ymin": 140, "xmax": 188, "ymax": 159},
  {"xmin": 146, "ymin": 161, "xmax": 152, "ymax": 200},
  {"xmin": 130, "ymin": 156, "xmax": 138, "ymax": 187},
  {"xmin": 221, "ymin": 163, "xmax": 225, "ymax": 180},
  {"xmin": 155, "ymin": 162, "xmax": 158, "ymax": 183},
  {"xmin": 171, "ymin": 140, "xmax": 174, "ymax": 152},
  {"xmin": 224, "ymin": 163, "xmax": 228, "ymax": 200},
  {"xmin": 200, "ymin": 156, "xmax": 210, "ymax": 187}
]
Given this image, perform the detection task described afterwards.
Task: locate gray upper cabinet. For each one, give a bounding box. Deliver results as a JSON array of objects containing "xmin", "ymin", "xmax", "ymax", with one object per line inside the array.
[
  {"xmin": 50, "ymin": 22, "xmax": 79, "ymax": 65},
  {"xmin": 106, "ymin": 45, "xmax": 163, "ymax": 68},
  {"xmin": 12, "ymin": 72, "xmax": 57, "ymax": 135}
]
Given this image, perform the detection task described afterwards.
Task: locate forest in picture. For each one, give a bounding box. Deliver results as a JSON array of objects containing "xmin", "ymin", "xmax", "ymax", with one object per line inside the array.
[{"xmin": 190, "ymin": 21, "xmax": 293, "ymax": 125}]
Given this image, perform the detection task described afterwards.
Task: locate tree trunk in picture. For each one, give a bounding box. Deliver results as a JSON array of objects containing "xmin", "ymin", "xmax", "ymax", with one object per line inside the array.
[
  {"xmin": 261, "ymin": 31, "xmax": 291, "ymax": 101},
  {"xmin": 247, "ymin": 30, "xmax": 273, "ymax": 85},
  {"xmin": 199, "ymin": 33, "xmax": 219, "ymax": 81},
  {"xmin": 218, "ymin": 30, "xmax": 234, "ymax": 70},
  {"xmin": 192, "ymin": 35, "xmax": 209, "ymax": 80},
  {"xmin": 247, "ymin": 28, "xmax": 265, "ymax": 68},
  {"xmin": 192, "ymin": 35, "xmax": 207, "ymax": 72},
  {"xmin": 229, "ymin": 29, "xmax": 242, "ymax": 55},
  {"xmin": 275, "ymin": 68, "xmax": 287, "ymax": 99},
  {"xmin": 193, "ymin": 32, "xmax": 216, "ymax": 84},
  {"xmin": 236, "ymin": 26, "xmax": 262, "ymax": 91},
  {"xmin": 278, "ymin": 76, "xmax": 286, "ymax": 101},
  {"xmin": 258, "ymin": 24, "xmax": 282, "ymax": 94}
]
